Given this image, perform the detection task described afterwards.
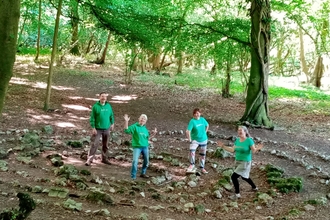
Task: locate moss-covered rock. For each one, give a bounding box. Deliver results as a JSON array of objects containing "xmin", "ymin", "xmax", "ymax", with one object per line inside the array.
[
  {"xmin": 86, "ymin": 188, "xmax": 114, "ymax": 205},
  {"xmin": 66, "ymin": 140, "xmax": 83, "ymax": 148},
  {"xmin": 213, "ymin": 147, "xmax": 232, "ymax": 158},
  {"xmin": 265, "ymin": 163, "xmax": 303, "ymax": 194}
]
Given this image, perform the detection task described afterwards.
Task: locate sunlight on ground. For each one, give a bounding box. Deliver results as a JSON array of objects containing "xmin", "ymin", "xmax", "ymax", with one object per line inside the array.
[
  {"xmin": 10, "ymin": 77, "xmax": 75, "ymax": 91},
  {"xmin": 85, "ymin": 97, "xmax": 99, "ymax": 102},
  {"xmin": 56, "ymin": 122, "xmax": 76, "ymax": 128},
  {"xmin": 62, "ymin": 157, "xmax": 82, "ymax": 166},
  {"xmin": 109, "ymin": 95, "xmax": 138, "ymax": 104},
  {"xmin": 31, "ymin": 114, "xmax": 52, "ymax": 120},
  {"xmin": 112, "ymin": 95, "xmax": 138, "ymax": 101},
  {"xmin": 62, "ymin": 104, "xmax": 90, "ymax": 111},
  {"xmin": 68, "ymin": 96, "xmax": 83, "ymax": 100}
]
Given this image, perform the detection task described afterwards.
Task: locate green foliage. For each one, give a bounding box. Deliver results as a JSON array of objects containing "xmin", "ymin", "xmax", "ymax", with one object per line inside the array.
[
  {"xmin": 265, "ymin": 164, "xmax": 303, "ymax": 193},
  {"xmin": 305, "ymin": 197, "xmax": 327, "ymax": 205},
  {"xmin": 17, "ymin": 47, "xmax": 51, "ymax": 55},
  {"xmin": 66, "ymin": 140, "xmax": 83, "ymax": 148}
]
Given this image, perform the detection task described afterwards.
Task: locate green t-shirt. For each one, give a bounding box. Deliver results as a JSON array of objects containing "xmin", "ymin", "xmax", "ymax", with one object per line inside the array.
[
  {"xmin": 234, "ymin": 137, "xmax": 254, "ymax": 161},
  {"xmin": 90, "ymin": 101, "xmax": 115, "ymax": 130},
  {"xmin": 187, "ymin": 117, "xmax": 209, "ymax": 142},
  {"xmin": 124, "ymin": 122, "xmax": 149, "ymax": 148}
]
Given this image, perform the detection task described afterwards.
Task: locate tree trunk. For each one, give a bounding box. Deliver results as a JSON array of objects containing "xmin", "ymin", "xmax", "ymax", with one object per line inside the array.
[
  {"xmin": 152, "ymin": 51, "xmax": 161, "ymax": 71},
  {"xmin": 35, "ymin": 0, "xmax": 41, "ymax": 61},
  {"xmin": 275, "ymin": 32, "xmax": 284, "ymax": 76},
  {"xmin": 222, "ymin": 61, "xmax": 231, "ymax": 98},
  {"xmin": 95, "ymin": 31, "xmax": 111, "ymax": 64},
  {"xmin": 140, "ymin": 51, "xmax": 145, "ymax": 74},
  {"xmin": 85, "ymin": 33, "xmax": 94, "ymax": 54},
  {"xmin": 17, "ymin": 16, "xmax": 27, "ymax": 47},
  {"xmin": 240, "ymin": 0, "xmax": 273, "ymax": 128},
  {"xmin": 310, "ymin": 56, "xmax": 324, "ymax": 88},
  {"xmin": 132, "ymin": 46, "xmax": 138, "ymax": 71},
  {"xmin": 44, "ymin": 0, "xmax": 63, "ymax": 111},
  {"xmin": 125, "ymin": 49, "xmax": 138, "ymax": 84},
  {"xmin": 0, "ymin": 1, "xmax": 20, "ymax": 115},
  {"xmin": 177, "ymin": 51, "xmax": 184, "ymax": 74},
  {"xmin": 70, "ymin": 0, "xmax": 80, "ymax": 55},
  {"xmin": 299, "ymin": 28, "xmax": 309, "ymax": 81}
]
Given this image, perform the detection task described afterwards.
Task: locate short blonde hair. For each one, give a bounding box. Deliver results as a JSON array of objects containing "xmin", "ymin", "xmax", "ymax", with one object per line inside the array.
[{"xmin": 140, "ymin": 114, "xmax": 148, "ymax": 121}]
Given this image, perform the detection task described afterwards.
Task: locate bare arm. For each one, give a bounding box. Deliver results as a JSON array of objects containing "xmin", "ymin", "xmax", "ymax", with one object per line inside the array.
[
  {"xmin": 251, "ymin": 143, "xmax": 264, "ymax": 153},
  {"xmin": 123, "ymin": 114, "xmax": 130, "ymax": 129},
  {"xmin": 186, "ymin": 130, "xmax": 191, "ymax": 142},
  {"xmin": 149, "ymin": 128, "xmax": 157, "ymax": 139},
  {"xmin": 217, "ymin": 141, "xmax": 235, "ymax": 153}
]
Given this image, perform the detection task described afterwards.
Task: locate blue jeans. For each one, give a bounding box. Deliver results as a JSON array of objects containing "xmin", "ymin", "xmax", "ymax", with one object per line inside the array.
[{"xmin": 131, "ymin": 146, "xmax": 149, "ymax": 179}]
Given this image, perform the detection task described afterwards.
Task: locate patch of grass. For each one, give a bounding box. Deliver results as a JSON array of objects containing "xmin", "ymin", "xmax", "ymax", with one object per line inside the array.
[
  {"xmin": 136, "ymin": 70, "xmax": 245, "ymax": 94},
  {"xmin": 18, "ymin": 47, "xmax": 51, "ymax": 55},
  {"xmin": 103, "ymin": 79, "xmax": 114, "ymax": 85},
  {"xmin": 65, "ymin": 69, "xmax": 93, "ymax": 77},
  {"xmin": 136, "ymin": 69, "xmax": 330, "ymax": 114},
  {"xmin": 269, "ymin": 86, "xmax": 330, "ymax": 101}
]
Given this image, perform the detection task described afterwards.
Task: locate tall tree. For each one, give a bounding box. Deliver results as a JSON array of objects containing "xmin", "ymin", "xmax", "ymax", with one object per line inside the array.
[
  {"xmin": 70, "ymin": 0, "xmax": 80, "ymax": 55},
  {"xmin": 240, "ymin": 0, "xmax": 273, "ymax": 128},
  {"xmin": 35, "ymin": 0, "xmax": 41, "ymax": 60},
  {"xmin": 44, "ymin": 0, "xmax": 63, "ymax": 110},
  {"xmin": 0, "ymin": 0, "xmax": 21, "ymax": 115}
]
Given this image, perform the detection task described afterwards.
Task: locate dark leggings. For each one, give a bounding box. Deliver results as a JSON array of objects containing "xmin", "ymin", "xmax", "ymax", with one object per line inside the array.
[{"xmin": 231, "ymin": 172, "xmax": 256, "ymax": 194}]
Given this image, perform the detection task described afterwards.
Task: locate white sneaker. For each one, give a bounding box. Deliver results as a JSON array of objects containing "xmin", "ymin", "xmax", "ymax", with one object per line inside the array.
[
  {"xmin": 186, "ymin": 165, "xmax": 196, "ymax": 173},
  {"xmin": 201, "ymin": 168, "xmax": 208, "ymax": 174},
  {"xmin": 229, "ymin": 194, "xmax": 241, "ymax": 200}
]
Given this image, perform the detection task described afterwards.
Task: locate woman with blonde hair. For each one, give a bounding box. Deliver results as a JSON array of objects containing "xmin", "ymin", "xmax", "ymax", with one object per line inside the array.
[{"xmin": 124, "ymin": 114, "xmax": 157, "ymax": 180}]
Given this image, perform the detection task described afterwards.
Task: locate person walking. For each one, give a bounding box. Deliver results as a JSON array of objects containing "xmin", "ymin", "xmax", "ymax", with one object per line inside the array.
[
  {"xmin": 124, "ymin": 114, "xmax": 157, "ymax": 180},
  {"xmin": 217, "ymin": 126, "xmax": 263, "ymax": 200},
  {"xmin": 85, "ymin": 92, "xmax": 115, "ymax": 166},
  {"xmin": 186, "ymin": 108, "xmax": 209, "ymax": 174}
]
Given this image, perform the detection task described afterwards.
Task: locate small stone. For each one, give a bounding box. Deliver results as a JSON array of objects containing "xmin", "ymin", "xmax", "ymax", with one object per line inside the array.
[
  {"xmin": 326, "ymin": 193, "xmax": 330, "ymax": 199},
  {"xmin": 304, "ymin": 204, "xmax": 316, "ymax": 211},
  {"xmin": 213, "ymin": 190, "xmax": 222, "ymax": 199},
  {"xmin": 188, "ymin": 181, "xmax": 197, "ymax": 188}
]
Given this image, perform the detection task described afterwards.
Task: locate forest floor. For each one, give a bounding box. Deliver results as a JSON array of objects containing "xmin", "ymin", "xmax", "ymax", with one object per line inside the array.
[{"xmin": 0, "ymin": 57, "xmax": 330, "ymax": 220}]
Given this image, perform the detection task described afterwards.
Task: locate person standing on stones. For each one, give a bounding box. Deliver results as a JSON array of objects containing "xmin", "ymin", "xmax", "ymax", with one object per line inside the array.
[
  {"xmin": 186, "ymin": 108, "xmax": 209, "ymax": 174},
  {"xmin": 217, "ymin": 126, "xmax": 263, "ymax": 200},
  {"xmin": 123, "ymin": 113, "xmax": 157, "ymax": 180},
  {"xmin": 85, "ymin": 92, "xmax": 115, "ymax": 166}
]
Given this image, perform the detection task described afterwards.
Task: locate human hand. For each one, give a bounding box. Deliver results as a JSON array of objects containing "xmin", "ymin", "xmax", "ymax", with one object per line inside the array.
[
  {"xmin": 92, "ymin": 128, "xmax": 97, "ymax": 135},
  {"xmin": 217, "ymin": 141, "xmax": 224, "ymax": 147},
  {"xmin": 110, "ymin": 124, "xmax": 115, "ymax": 131},
  {"xmin": 123, "ymin": 114, "xmax": 130, "ymax": 122},
  {"xmin": 256, "ymin": 143, "xmax": 264, "ymax": 151},
  {"xmin": 152, "ymin": 128, "xmax": 157, "ymax": 134}
]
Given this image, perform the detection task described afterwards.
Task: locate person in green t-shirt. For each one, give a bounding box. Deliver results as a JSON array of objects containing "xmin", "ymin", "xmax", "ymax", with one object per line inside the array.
[
  {"xmin": 124, "ymin": 114, "xmax": 157, "ymax": 180},
  {"xmin": 218, "ymin": 126, "xmax": 263, "ymax": 200},
  {"xmin": 85, "ymin": 92, "xmax": 115, "ymax": 166},
  {"xmin": 186, "ymin": 108, "xmax": 209, "ymax": 174}
]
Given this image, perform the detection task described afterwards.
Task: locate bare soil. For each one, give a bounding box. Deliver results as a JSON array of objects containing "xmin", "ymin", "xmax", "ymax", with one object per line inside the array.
[{"xmin": 0, "ymin": 59, "xmax": 330, "ymax": 220}]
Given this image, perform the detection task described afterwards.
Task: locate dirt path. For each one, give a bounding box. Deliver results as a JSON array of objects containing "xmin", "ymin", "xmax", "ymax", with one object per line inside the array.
[{"xmin": 0, "ymin": 63, "xmax": 330, "ymax": 219}]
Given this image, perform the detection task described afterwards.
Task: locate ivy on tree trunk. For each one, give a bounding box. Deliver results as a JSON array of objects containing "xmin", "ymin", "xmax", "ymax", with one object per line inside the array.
[
  {"xmin": 0, "ymin": 1, "xmax": 21, "ymax": 115},
  {"xmin": 240, "ymin": 0, "xmax": 273, "ymax": 128}
]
